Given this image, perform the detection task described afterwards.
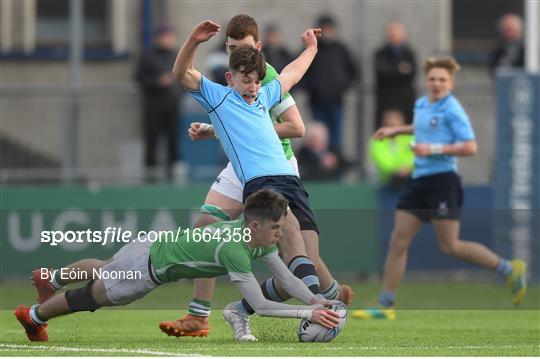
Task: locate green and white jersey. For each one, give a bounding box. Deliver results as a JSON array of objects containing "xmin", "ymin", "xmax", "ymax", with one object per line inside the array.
[
  {"xmin": 264, "ymin": 63, "xmax": 295, "ymax": 160},
  {"xmin": 149, "ymin": 218, "xmax": 277, "ymax": 283}
]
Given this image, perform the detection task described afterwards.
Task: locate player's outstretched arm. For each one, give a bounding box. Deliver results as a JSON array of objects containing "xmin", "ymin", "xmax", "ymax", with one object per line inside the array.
[
  {"xmin": 277, "ymin": 28, "xmax": 321, "ymax": 95},
  {"xmin": 172, "ymin": 20, "xmax": 221, "ymax": 91},
  {"xmin": 234, "ymin": 274, "xmax": 339, "ymax": 328},
  {"xmin": 373, "ymin": 124, "xmax": 414, "ymax": 140}
]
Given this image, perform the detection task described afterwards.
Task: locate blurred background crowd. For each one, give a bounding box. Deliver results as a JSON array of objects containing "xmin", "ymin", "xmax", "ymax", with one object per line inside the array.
[
  {"xmin": 0, "ymin": 0, "xmax": 531, "ymax": 188},
  {"xmin": 1, "ymin": 1, "xmax": 539, "ymax": 283}
]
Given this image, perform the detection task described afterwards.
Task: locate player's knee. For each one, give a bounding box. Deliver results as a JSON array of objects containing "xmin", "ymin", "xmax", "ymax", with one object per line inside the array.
[
  {"xmin": 439, "ymin": 241, "xmax": 459, "ymax": 256},
  {"xmin": 281, "ymin": 220, "xmax": 302, "ymax": 244},
  {"xmin": 283, "ymin": 211, "xmax": 301, "ymax": 232},
  {"xmin": 389, "ymin": 232, "xmax": 411, "ymax": 254},
  {"xmin": 280, "ymin": 243, "xmax": 307, "ymax": 264},
  {"xmin": 65, "ymin": 280, "xmax": 102, "ymax": 312}
]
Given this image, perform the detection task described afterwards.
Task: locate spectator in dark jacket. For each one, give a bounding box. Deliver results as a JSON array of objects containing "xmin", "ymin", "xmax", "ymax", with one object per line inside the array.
[
  {"xmin": 297, "ymin": 122, "xmax": 347, "ymax": 181},
  {"xmin": 489, "ymin": 13, "xmax": 524, "ymax": 76},
  {"xmin": 135, "ymin": 25, "xmax": 183, "ymax": 182},
  {"xmin": 374, "ymin": 21, "xmax": 417, "ymax": 127},
  {"xmin": 301, "ymin": 15, "xmax": 359, "ymax": 155},
  {"xmin": 262, "ymin": 24, "xmax": 293, "ymax": 73}
]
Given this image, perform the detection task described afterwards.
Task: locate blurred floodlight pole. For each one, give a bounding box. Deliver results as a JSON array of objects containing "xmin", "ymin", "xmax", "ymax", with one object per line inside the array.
[
  {"xmin": 65, "ymin": 0, "xmax": 83, "ymax": 182},
  {"xmin": 525, "ymin": 0, "xmax": 539, "ymax": 73}
]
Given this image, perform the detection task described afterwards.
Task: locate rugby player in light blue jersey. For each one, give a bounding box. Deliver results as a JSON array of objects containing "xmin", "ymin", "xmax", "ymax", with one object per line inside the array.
[
  {"xmin": 353, "ymin": 57, "xmax": 527, "ymax": 321},
  {"xmin": 160, "ymin": 15, "xmax": 351, "ymax": 340},
  {"xmin": 173, "ymin": 20, "xmax": 338, "ymax": 340}
]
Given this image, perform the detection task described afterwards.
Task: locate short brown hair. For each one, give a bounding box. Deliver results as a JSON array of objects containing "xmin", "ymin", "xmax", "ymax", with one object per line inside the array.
[
  {"xmin": 244, "ymin": 189, "xmax": 288, "ymax": 223},
  {"xmin": 423, "ymin": 56, "xmax": 461, "ymax": 76},
  {"xmin": 229, "ymin": 46, "xmax": 266, "ymax": 80},
  {"xmin": 226, "ymin": 14, "xmax": 259, "ymax": 42}
]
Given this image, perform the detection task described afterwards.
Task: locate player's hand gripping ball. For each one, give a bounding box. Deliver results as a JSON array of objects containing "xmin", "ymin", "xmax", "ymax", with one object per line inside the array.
[{"xmin": 298, "ymin": 300, "xmax": 348, "ymax": 342}]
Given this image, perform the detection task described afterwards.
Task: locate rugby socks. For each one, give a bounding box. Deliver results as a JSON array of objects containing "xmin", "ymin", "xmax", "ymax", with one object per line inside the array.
[
  {"xmin": 321, "ymin": 280, "xmax": 340, "ymax": 300},
  {"xmin": 29, "ymin": 305, "xmax": 47, "ymax": 325},
  {"xmin": 235, "ymin": 300, "xmax": 252, "ymax": 316},
  {"xmin": 378, "ymin": 290, "xmax": 395, "ymax": 308},
  {"xmin": 188, "ymin": 298, "xmax": 211, "ymax": 317},
  {"xmin": 495, "ymin": 258, "xmax": 513, "ymax": 277},
  {"xmin": 51, "ymin": 270, "xmax": 67, "ymax": 290},
  {"xmin": 260, "ymin": 277, "xmax": 285, "ymax": 302},
  {"xmin": 240, "ymin": 277, "xmax": 284, "ymax": 315},
  {"xmin": 288, "ymin": 255, "xmax": 321, "ymax": 295}
]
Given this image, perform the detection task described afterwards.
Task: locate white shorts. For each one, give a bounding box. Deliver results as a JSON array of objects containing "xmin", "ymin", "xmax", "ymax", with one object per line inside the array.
[
  {"xmin": 101, "ymin": 240, "xmax": 160, "ymax": 305},
  {"xmin": 210, "ymin": 156, "xmax": 299, "ymax": 203}
]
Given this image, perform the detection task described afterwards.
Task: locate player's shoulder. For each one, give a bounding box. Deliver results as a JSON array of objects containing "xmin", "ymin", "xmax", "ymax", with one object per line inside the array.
[
  {"xmin": 414, "ymin": 96, "xmax": 429, "ymax": 108},
  {"xmin": 259, "ymin": 76, "xmax": 281, "ymax": 99},
  {"xmin": 443, "ymin": 94, "xmax": 462, "ymax": 106},
  {"xmin": 442, "ymin": 94, "xmax": 467, "ymax": 117},
  {"xmin": 199, "ymin": 75, "xmax": 230, "ymax": 92},
  {"xmin": 265, "ymin": 62, "xmax": 278, "ymax": 76},
  {"xmin": 262, "ymin": 63, "xmax": 279, "ymax": 84}
]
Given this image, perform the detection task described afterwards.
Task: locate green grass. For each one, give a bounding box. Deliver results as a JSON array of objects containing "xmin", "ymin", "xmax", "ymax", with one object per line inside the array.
[{"xmin": 1, "ymin": 281, "xmax": 539, "ymax": 356}]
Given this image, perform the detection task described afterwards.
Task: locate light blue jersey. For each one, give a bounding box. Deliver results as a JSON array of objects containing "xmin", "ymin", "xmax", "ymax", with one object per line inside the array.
[
  {"xmin": 189, "ymin": 76, "xmax": 296, "ymax": 184},
  {"xmin": 412, "ymin": 94, "xmax": 475, "ymax": 178}
]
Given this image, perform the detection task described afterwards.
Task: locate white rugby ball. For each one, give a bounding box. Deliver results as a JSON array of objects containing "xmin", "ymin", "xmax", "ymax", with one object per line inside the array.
[{"xmin": 297, "ymin": 300, "xmax": 348, "ymax": 342}]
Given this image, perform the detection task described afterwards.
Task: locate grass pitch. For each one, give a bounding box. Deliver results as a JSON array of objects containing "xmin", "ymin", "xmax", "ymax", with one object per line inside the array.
[{"xmin": 1, "ymin": 280, "xmax": 539, "ymax": 356}]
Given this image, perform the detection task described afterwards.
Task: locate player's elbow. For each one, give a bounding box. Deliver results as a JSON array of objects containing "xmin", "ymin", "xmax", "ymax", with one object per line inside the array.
[
  {"xmin": 463, "ymin": 141, "xmax": 477, "ymax": 156},
  {"xmin": 247, "ymin": 299, "xmax": 274, "ymax": 317},
  {"xmin": 172, "ymin": 70, "xmax": 182, "ymax": 82},
  {"xmin": 250, "ymin": 303, "xmax": 269, "ymax": 317},
  {"xmin": 172, "ymin": 67, "xmax": 192, "ymax": 83},
  {"xmin": 172, "ymin": 68, "xmax": 187, "ymax": 85},
  {"xmin": 291, "ymin": 121, "xmax": 306, "ymax": 138},
  {"xmin": 253, "ymin": 308, "xmax": 270, "ymax": 317}
]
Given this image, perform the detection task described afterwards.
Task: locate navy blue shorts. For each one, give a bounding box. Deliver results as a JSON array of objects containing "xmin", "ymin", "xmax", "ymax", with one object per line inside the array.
[
  {"xmin": 243, "ymin": 175, "xmax": 319, "ymax": 233},
  {"xmin": 397, "ymin": 171, "xmax": 464, "ymax": 223}
]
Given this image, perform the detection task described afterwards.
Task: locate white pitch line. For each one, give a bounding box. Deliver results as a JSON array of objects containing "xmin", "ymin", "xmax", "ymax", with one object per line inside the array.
[
  {"xmin": 1, "ymin": 343, "xmax": 537, "ymax": 354},
  {"xmin": 0, "ymin": 343, "xmax": 204, "ymax": 357}
]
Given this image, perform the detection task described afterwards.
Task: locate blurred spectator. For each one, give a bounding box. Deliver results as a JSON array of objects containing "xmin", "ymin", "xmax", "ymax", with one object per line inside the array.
[
  {"xmin": 489, "ymin": 13, "xmax": 524, "ymax": 75},
  {"xmin": 297, "ymin": 122, "xmax": 347, "ymax": 181},
  {"xmin": 135, "ymin": 24, "xmax": 182, "ymax": 181},
  {"xmin": 369, "ymin": 110, "xmax": 414, "ymax": 189},
  {"xmin": 301, "ymin": 14, "xmax": 360, "ymax": 155},
  {"xmin": 262, "ymin": 24, "xmax": 293, "ymax": 72},
  {"xmin": 206, "ymin": 36, "xmax": 229, "ymax": 86},
  {"xmin": 374, "ymin": 21, "xmax": 417, "ymax": 127}
]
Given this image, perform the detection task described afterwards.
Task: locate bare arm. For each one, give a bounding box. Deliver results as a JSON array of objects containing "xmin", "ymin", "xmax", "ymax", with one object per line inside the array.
[
  {"xmin": 172, "ymin": 20, "xmax": 221, "ymax": 91},
  {"xmin": 187, "ymin": 122, "xmax": 215, "ymax": 141},
  {"xmin": 190, "ymin": 101, "xmax": 305, "ymax": 141},
  {"xmin": 234, "ymin": 274, "xmax": 339, "ymax": 328},
  {"xmin": 442, "ymin": 140, "xmax": 477, "ymax": 156},
  {"xmin": 273, "ymin": 105, "xmax": 305, "ymax": 139},
  {"xmin": 277, "ymin": 28, "xmax": 321, "ymax": 96},
  {"xmin": 373, "ymin": 124, "xmax": 414, "ymax": 140},
  {"xmin": 412, "ymin": 140, "xmax": 477, "ymax": 157}
]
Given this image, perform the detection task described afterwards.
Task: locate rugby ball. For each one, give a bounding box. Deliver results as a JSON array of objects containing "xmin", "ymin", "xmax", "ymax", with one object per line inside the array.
[{"xmin": 297, "ymin": 300, "xmax": 348, "ymax": 342}]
